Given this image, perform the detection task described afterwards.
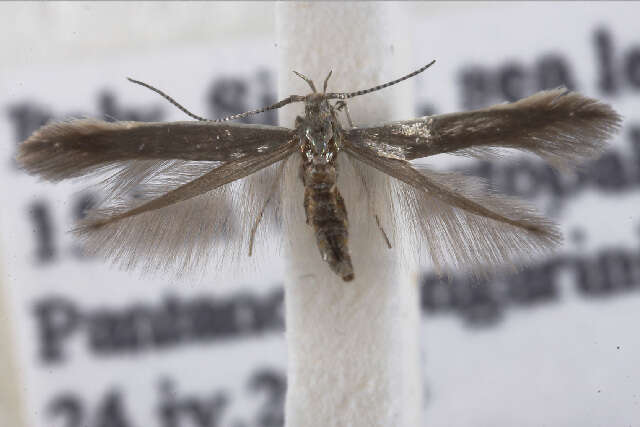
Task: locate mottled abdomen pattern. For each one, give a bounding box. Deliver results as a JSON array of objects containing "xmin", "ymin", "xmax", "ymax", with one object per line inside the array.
[{"xmin": 302, "ymin": 162, "xmax": 354, "ymax": 281}]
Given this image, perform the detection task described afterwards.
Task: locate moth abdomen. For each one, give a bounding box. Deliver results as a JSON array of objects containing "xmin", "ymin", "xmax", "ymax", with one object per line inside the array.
[{"xmin": 303, "ymin": 163, "xmax": 354, "ymax": 281}]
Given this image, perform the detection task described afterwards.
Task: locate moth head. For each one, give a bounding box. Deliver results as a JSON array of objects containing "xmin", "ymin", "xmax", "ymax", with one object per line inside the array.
[{"xmin": 304, "ymin": 93, "xmax": 332, "ymax": 116}]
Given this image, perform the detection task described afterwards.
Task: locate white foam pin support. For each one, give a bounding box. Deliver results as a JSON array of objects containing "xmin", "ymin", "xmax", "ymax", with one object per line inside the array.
[{"xmin": 277, "ymin": 3, "xmax": 423, "ymax": 426}]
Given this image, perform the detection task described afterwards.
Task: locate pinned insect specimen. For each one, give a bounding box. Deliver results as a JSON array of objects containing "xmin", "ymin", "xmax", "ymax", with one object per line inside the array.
[{"xmin": 17, "ymin": 61, "xmax": 621, "ymax": 281}]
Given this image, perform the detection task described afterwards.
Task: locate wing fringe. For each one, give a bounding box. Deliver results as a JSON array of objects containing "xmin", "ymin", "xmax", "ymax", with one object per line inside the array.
[
  {"xmin": 17, "ymin": 119, "xmax": 146, "ymax": 181},
  {"xmin": 448, "ymin": 88, "xmax": 623, "ymax": 170},
  {"xmin": 73, "ymin": 157, "xmax": 291, "ymax": 275},
  {"xmin": 344, "ymin": 142, "xmax": 561, "ymax": 276},
  {"xmin": 397, "ymin": 166, "xmax": 561, "ymax": 276}
]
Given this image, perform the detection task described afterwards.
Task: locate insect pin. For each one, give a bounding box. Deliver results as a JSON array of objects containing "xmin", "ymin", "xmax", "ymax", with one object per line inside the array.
[{"xmin": 17, "ymin": 61, "xmax": 621, "ymax": 281}]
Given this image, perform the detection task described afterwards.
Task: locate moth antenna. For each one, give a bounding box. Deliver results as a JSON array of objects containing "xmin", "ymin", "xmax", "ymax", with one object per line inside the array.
[
  {"xmin": 128, "ymin": 77, "xmax": 304, "ymax": 122},
  {"xmin": 293, "ymin": 71, "xmax": 317, "ymax": 92},
  {"xmin": 213, "ymin": 94, "xmax": 306, "ymax": 122},
  {"xmin": 323, "ymin": 70, "xmax": 333, "ymax": 93},
  {"xmin": 127, "ymin": 78, "xmax": 209, "ymax": 121},
  {"xmin": 327, "ymin": 60, "xmax": 436, "ymax": 100}
]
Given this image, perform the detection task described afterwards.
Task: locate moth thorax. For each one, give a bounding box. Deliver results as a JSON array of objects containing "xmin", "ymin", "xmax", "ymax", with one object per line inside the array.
[{"xmin": 303, "ymin": 123, "xmax": 336, "ymax": 164}]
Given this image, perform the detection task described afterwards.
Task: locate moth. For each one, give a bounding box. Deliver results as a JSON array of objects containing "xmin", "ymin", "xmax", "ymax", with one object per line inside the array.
[{"xmin": 17, "ymin": 61, "xmax": 621, "ymax": 281}]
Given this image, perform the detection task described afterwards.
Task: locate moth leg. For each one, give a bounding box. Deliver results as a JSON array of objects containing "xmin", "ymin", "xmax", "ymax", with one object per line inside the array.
[
  {"xmin": 303, "ymin": 187, "xmax": 311, "ymax": 225},
  {"xmin": 375, "ymin": 214, "xmax": 392, "ymax": 249},
  {"xmin": 334, "ymin": 101, "xmax": 354, "ymax": 128},
  {"xmin": 346, "ymin": 156, "xmax": 393, "ymax": 249},
  {"xmin": 299, "ymin": 162, "xmax": 312, "ymax": 225},
  {"xmin": 248, "ymin": 161, "xmax": 287, "ymax": 256},
  {"xmin": 335, "ymin": 191, "xmax": 348, "ymax": 229}
]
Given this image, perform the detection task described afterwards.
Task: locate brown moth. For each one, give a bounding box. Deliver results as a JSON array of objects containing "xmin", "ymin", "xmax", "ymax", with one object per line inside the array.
[{"xmin": 17, "ymin": 61, "xmax": 621, "ymax": 281}]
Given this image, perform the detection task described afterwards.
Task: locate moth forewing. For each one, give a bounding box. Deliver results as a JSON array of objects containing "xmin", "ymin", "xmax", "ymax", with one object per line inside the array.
[
  {"xmin": 344, "ymin": 88, "xmax": 622, "ymax": 170},
  {"xmin": 17, "ymin": 119, "xmax": 296, "ymax": 181}
]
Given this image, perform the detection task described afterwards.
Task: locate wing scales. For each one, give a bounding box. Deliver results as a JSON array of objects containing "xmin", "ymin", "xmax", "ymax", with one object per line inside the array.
[
  {"xmin": 17, "ymin": 119, "xmax": 296, "ymax": 181},
  {"xmin": 344, "ymin": 88, "xmax": 622, "ymax": 170}
]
